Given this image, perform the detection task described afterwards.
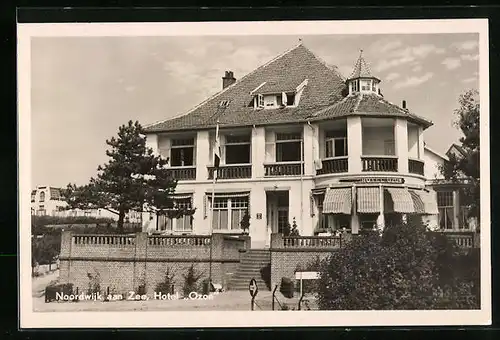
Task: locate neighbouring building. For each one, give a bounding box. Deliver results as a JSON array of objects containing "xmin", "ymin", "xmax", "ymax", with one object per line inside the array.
[
  {"xmin": 141, "ymin": 43, "xmax": 476, "ymax": 248},
  {"xmin": 31, "ymin": 185, "xmax": 142, "ymax": 223}
]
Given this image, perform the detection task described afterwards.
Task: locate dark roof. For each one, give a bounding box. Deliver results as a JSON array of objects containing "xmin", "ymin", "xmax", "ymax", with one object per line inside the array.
[
  {"xmin": 348, "ymin": 50, "xmax": 378, "ymax": 80},
  {"xmin": 145, "ymin": 44, "xmax": 432, "ymax": 133},
  {"xmin": 309, "ymin": 92, "xmax": 433, "ymax": 127}
]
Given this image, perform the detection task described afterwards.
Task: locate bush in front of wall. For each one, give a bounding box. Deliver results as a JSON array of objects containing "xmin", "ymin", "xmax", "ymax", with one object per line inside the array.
[
  {"xmin": 156, "ymin": 267, "xmax": 176, "ymax": 295},
  {"xmin": 182, "ymin": 264, "xmax": 203, "ymax": 297}
]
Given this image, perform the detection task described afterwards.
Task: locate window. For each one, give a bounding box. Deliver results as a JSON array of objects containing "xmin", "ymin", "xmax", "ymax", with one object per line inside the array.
[
  {"xmin": 325, "ymin": 131, "xmax": 347, "ymax": 158},
  {"xmin": 158, "ymin": 198, "xmax": 193, "ymax": 232},
  {"xmin": 37, "ymin": 205, "xmax": 46, "ymax": 216},
  {"xmin": 211, "ymin": 196, "xmax": 249, "ymax": 230},
  {"xmin": 361, "ymin": 80, "xmax": 372, "ymax": 91},
  {"xmin": 372, "ymin": 82, "xmax": 377, "ymax": 92},
  {"xmin": 286, "ymin": 93, "xmax": 295, "ymax": 106},
  {"xmin": 352, "ymin": 80, "xmax": 358, "ymax": 92},
  {"xmin": 31, "ymin": 190, "xmax": 36, "ymax": 202},
  {"xmin": 224, "ymin": 134, "xmax": 251, "ymax": 164},
  {"xmin": 437, "ymin": 191, "xmax": 454, "ymax": 230},
  {"xmin": 219, "ymin": 100, "xmax": 229, "ymax": 108},
  {"xmin": 459, "ymin": 206, "xmax": 470, "ymax": 230},
  {"xmin": 360, "ymin": 214, "xmax": 378, "ymax": 231},
  {"xmin": 257, "ymin": 94, "xmax": 264, "ymax": 108},
  {"xmin": 39, "ymin": 191, "xmax": 45, "ymax": 202},
  {"xmin": 170, "ymin": 138, "xmax": 195, "ymax": 167},
  {"xmin": 276, "ymin": 132, "xmax": 302, "ymax": 162},
  {"xmin": 384, "ymin": 140, "xmax": 395, "ymax": 156}
]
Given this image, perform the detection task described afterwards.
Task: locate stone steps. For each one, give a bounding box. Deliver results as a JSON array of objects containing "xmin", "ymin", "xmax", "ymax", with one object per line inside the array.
[{"xmin": 227, "ymin": 250, "xmax": 271, "ymax": 291}]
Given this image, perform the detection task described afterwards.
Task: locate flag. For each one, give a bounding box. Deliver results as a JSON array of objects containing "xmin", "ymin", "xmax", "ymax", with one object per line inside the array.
[{"xmin": 213, "ymin": 122, "xmax": 221, "ymax": 179}]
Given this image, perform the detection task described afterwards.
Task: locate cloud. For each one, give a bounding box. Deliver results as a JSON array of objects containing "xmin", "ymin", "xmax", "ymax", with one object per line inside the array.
[
  {"xmin": 393, "ymin": 72, "xmax": 434, "ymax": 89},
  {"xmin": 374, "ymin": 44, "xmax": 444, "ymax": 72},
  {"xmin": 461, "ymin": 54, "xmax": 479, "ymax": 61},
  {"xmin": 412, "ymin": 64, "xmax": 423, "ymax": 72},
  {"xmin": 452, "ymin": 40, "xmax": 478, "ymax": 51},
  {"xmin": 462, "ymin": 77, "xmax": 477, "ymax": 84},
  {"xmin": 441, "ymin": 57, "xmax": 461, "ymax": 70},
  {"xmin": 375, "ymin": 55, "xmax": 416, "ymax": 72},
  {"xmin": 385, "ymin": 72, "xmax": 400, "ymax": 81},
  {"xmin": 377, "ymin": 40, "xmax": 403, "ymax": 53}
]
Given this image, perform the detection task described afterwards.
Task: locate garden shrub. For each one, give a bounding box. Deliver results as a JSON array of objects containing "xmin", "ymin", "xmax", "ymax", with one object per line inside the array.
[
  {"xmin": 316, "ymin": 221, "xmax": 480, "ymax": 310},
  {"xmin": 156, "ymin": 267, "xmax": 176, "ymax": 294},
  {"xmin": 182, "ymin": 264, "xmax": 203, "ymax": 296}
]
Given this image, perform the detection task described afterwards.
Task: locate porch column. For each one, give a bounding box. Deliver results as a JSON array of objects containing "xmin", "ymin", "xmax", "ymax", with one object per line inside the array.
[
  {"xmin": 395, "ymin": 118, "xmax": 409, "ymax": 173},
  {"xmin": 351, "ymin": 185, "xmax": 360, "ymax": 234},
  {"xmin": 417, "ymin": 126, "xmax": 425, "ymax": 160},
  {"xmin": 376, "ymin": 184, "xmax": 385, "ymax": 232},
  {"xmin": 252, "ymin": 127, "xmax": 266, "ymax": 178},
  {"xmin": 347, "ymin": 116, "xmax": 362, "ymax": 173},
  {"xmin": 453, "ymin": 190, "xmax": 460, "ymax": 230},
  {"xmin": 303, "ymin": 124, "xmax": 314, "ymax": 176},
  {"xmin": 196, "ymin": 131, "xmax": 210, "ymax": 181}
]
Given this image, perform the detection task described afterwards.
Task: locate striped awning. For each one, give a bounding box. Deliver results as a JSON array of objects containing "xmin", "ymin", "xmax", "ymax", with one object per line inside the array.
[
  {"xmin": 323, "ymin": 188, "xmax": 352, "ymax": 214},
  {"xmin": 386, "ymin": 187, "xmax": 415, "ymax": 213},
  {"xmin": 410, "ymin": 190, "xmax": 439, "ymax": 215},
  {"xmin": 357, "ymin": 187, "xmax": 381, "ymax": 213}
]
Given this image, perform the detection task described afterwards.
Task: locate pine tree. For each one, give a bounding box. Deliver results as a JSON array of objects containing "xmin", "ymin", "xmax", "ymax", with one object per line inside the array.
[{"xmin": 62, "ymin": 120, "xmax": 186, "ymax": 232}]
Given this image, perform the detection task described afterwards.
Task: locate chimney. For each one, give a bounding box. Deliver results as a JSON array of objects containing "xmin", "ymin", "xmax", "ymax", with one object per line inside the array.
[
  {"xmin": 222, "ymin": 71, "xmax": 236, "ymax": 89},
  {"xmin": 402, "ymin": 100, "xmax": 407, "ymax": 109}
]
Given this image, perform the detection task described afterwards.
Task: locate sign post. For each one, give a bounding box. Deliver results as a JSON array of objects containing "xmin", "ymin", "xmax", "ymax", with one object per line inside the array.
[{"xmin": 249, "ymin": 278, "xmax": 258, "ymax": 311}]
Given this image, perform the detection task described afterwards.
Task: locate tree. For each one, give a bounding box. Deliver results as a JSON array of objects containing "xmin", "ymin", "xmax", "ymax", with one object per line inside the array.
[
  {"xmin": 440, "ymin": 89, "xmax": 480, "ymax": 221},
  {"xmin": 62, "ymin": 120, "xmax": 188, "ymax": 232},
  {"xmin": 316, "ymin": 221, "xmax": 479, "ymax": 310}
]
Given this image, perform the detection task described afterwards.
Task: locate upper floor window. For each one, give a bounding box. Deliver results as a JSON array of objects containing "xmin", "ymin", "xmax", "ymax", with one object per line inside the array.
[
  {"xmin": 325, "ymin": 131, "xmax": 347, "ymax": 158},
  {"xmin": 170, "ymin": 138, "xmax": 195, "ymax": 167},
  {"xmin": 276, "ymin": 132, "xmax": 302, "ymax": 162},
  {"xmin": 39, "ymin": 191, "xmax": 45, "ymax": 202},
  {"xmin": 352, "ymin": 80, "xmax": 358, "ymax": 92},
  {"xmin": 360, "ymin": 79, "xmax": 372, "ymax": 91},
  {"xmin": 255, "ymin": 92, "xmax": 296, "ymax": 109},
  {"xmin": 224, "ymin": 134, "xmax": 251, "ymax": 164},
  {"xmin": 31, "ymin": 190, "xmax": 36, "ymax": 202},
  {"xmin": 219, "ymin": 100, "xmax": 229, "ymax": 108},
  {"xmin": 437, "ymin": 191, "xmax": 454, "ymax": 230}
]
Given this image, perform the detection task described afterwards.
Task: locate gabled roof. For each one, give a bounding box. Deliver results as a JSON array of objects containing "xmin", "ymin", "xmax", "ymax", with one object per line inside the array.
[
  {"xmin": 309, "ymin": 92, "xmax": 433, "ymax": 128},
  {"xmin": 348, "ymin": 50, "xmax": 379, "ymax": 80},
  {"xmin": 144, "ymin": 44, "xmax": 346, "ymax": 132},
  {"xmin": 144, "ymin": 44, "xmax": 432, "ymax": 133},
  {"xmin": 446, "ymin": 143, "xmax": 467, "ymax": 159},
  {"xmin": 424, "ymin": 144, "xmax": 449, "ymax": 161}
]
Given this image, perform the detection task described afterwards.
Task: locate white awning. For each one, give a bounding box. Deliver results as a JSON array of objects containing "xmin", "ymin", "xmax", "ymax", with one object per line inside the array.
[
  {"xmin": 357, "ymin": 187, "xmax": 381, "ymax": 213},
  {"xmin": 322, "ymin": 188, "xmax": 352, "ymax": 214},
  {"xmin": 410, "ymin": 189, "xmax": 439, "ymax": 215},
  {"xmin": 386, "ymin": 187, "xmax": 415, "ymax": 213}
]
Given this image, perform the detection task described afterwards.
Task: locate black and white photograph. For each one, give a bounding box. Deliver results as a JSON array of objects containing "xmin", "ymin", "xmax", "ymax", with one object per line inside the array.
[{"xmin": 18, "ymin": 19, "xmax": 490, "ymax": 328}]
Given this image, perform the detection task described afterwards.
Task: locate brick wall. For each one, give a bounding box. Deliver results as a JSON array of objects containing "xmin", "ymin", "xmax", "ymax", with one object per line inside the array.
[
  {"xmin": 269, "ymin": 233, "xmax": 342, "ymax": 289},
  {"xmin": 59, "ymin": 232, "xmax": 249, "ymax": 295}
]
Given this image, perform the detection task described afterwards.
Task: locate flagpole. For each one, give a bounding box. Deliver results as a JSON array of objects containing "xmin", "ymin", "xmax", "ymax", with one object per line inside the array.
[{"xmin": 209, "ymin": 120, "xmax": 220, "ymax": 285}]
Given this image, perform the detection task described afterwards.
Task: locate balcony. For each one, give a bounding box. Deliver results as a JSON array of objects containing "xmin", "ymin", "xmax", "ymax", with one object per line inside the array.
[
  {"xmin": 166, "ymin": 166, "xmax": 196, "ymax": 181},
  {"xmin": 207, "ymin": 164, "xmax": 252, "ymax": 180},
  {"xmin": 264, "ymin": 161, "xmax": 304, "ymax": 177},
  {"xmin": 316, "ymin": 157, "xmax": 348, "ymax": 175},
  {"xmin": 361, "ymin": 156, "xmax": 398, "ymax": 172},
  {"xmin": 408, "ymin": 158, "xmax": 425, "ymax": 176}
]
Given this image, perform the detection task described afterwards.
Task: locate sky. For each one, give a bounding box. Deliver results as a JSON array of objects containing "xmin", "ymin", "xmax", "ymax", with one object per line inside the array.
[{"xmin": 31, "ymin": 33, "xmax": 480, "ymax": 188}]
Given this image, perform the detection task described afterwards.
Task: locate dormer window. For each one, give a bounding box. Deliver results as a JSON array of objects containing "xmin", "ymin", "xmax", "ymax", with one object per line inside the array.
[
  {"xmin": 360, "ymin": 79, "xmax": 372, "ymax": 91},
  {"xmin": 253, "ymin": 92, "xmax": 297, "ymax": 109},
  {"xmin": 346, "ymin": 50, "xmax": 381, "ymax": 95},
  {"xmin": 257, "ymin": 94, "xmax": 264, "ymax": 108}
]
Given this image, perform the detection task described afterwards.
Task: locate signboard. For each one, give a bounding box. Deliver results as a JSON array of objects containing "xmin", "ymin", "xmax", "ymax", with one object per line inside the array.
[
  {"xmin": 248, "ymin": 278, "xmax": 258, "ymax": 298},
  {"xmin": 339, "ymin": 177, "xmax": 405, "ymax": 184},
  {"xmin": 295, "ymin": 271, "xmax": 320, "ymax": 280}
]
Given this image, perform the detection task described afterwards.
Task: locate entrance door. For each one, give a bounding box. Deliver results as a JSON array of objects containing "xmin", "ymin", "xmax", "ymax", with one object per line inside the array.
[{"xmin": 266, "ymin": 191, "xmax": 289, "ymax": 235}]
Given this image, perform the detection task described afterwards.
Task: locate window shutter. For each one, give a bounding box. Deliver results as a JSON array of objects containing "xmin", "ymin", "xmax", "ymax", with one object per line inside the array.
[
  {"xmin": 310, "ymin": 193, "xmax": 315, "ymax": 217},
  {"xmin": 220, "ymin": 134, "xmax": 226, "ymax": 165},
  {"xmin": 203, "ymin": 194, "xmax": 208, "ymax": 219},
  {"xmin": 192, "ymin": 135, "xmax": 197, "ymax": 166}
]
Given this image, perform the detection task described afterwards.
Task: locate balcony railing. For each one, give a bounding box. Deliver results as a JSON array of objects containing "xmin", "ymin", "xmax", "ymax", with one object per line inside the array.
[
  {"xmin": 361, "ymin": 156, "xmax": 398, "ymax": 172},
  {"xmin": 166, "ymin": 166, "xmax": 196, "ymax": 181},
  {"xmin": 264, "ymin": 161, "xmax": 304, "ymax": 177},
  {"xmin": 208, "ymin": 164, "xmax": 252, "ymax": 180},
  {"xmin": 408, "ymin": 158, "xmax": 425, "ymax": 176},
  {"xmin": 316, "ymin": 157, "xmax": 348, "ymax": 175}
]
